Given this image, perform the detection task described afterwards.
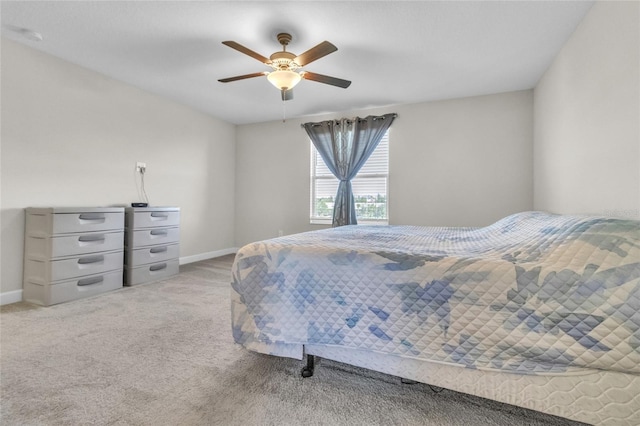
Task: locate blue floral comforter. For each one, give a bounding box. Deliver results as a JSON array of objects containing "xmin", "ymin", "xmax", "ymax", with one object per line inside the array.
[{"xmin": 231, "ymin": 212, "xmax": 640, "ymax": 375}]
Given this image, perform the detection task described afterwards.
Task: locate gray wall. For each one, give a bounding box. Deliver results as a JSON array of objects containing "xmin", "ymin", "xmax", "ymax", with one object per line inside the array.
[
  {"xmin": 534, "ymin": 1, "xmax": 640, "ymax": 218},
  {"xmin": 235, "ymin": 90, "xmax": 534, "ymax": 247},
  {"xmin": 1, "ymin": 38, "xmax": 237, "ymax": 296}
]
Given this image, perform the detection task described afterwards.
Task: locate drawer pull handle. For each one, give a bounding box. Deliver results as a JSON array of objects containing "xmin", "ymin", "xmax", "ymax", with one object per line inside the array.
[
  {"xmin": 150, "ymin": 230, "xmax": 168, "ymax": 236},
  {"xmin": 78, "ymin": 213, "xmax": 106, "ymax": 221},
  {"xmin": 150, "ymin": 247, "xmax": 168, "ymax": 254},
  {"xmin": 149, "ymin": 263, "xmax": 167, "ymax": 272},
  {"xmin": 78, "ymin": 234, "xmax": 106, "ymax": 243},
  {"xmin": 150, "ymin": 212, "xmax": 169, "ymax": 218},
  {"xmin": 77, "ymin": 276, "xmax": 104, "ymax": 286},
  {"xmin": 78, "ymin": 255, "xmax": 104, "ymax": 265}
]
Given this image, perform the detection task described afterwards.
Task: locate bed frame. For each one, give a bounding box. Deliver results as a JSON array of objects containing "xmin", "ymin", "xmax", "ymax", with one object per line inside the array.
[{"xmin": 300, "ymin": 345, "xmax": 640, "ymax": 425}]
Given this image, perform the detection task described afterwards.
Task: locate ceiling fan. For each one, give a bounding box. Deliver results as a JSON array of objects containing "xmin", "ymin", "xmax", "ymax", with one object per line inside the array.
[{"xmin": 218, "ymin": 33, "xmax": 351, "ymax": 101}]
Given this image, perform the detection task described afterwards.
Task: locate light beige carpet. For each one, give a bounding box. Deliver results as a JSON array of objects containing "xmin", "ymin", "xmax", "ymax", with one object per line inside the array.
[{"xmin": 1, "ymin": 255, "xmax": 583, "ymax": 425}]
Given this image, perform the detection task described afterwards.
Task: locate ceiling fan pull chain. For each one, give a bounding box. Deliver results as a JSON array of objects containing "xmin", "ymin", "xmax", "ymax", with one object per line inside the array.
[{"xmin": 282, "ymin": 98, "xmax": 286, "ymax": 123}]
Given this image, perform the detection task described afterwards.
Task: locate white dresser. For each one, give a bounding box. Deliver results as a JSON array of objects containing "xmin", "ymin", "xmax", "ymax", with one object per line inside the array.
[
  {"xmin": 124, "ymin": 207, "xmax": 180, "ymax": 286},
  {"xmin": 23, "ymin": 207, "xmax": 125, "ymax": 306}
]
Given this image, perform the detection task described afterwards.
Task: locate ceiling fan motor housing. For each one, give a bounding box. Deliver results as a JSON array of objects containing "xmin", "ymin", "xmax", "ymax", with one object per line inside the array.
[
  {"xmin": 270, "ymin": 51, "xmax": 299, "ymax": 70},
  {"xmin": 270, "ymin": 34, "xmax": 299, "ymax": 70}
]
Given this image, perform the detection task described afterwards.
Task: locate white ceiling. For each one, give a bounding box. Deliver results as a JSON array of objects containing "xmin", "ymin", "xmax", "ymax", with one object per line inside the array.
[{"xmin": 1, "ymin": 1, "xmax": 594, "ymax": 125}]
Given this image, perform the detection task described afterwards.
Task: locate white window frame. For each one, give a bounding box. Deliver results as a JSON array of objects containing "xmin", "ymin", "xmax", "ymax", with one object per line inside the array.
[{"xmin": 310, "ymin": 131, "xmax": 389, "ymax": 225}]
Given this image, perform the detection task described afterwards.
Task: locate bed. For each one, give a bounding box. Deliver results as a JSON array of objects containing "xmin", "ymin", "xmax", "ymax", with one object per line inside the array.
[{"xmin": 230, "ymin": 211, "xmax": 640, "ymax": 425}]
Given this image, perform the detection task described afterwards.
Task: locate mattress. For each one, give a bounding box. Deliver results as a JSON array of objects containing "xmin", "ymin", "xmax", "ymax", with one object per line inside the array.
[{"xmin": 230, "ymin": 211, "xmax": 640, "ymax": 423}]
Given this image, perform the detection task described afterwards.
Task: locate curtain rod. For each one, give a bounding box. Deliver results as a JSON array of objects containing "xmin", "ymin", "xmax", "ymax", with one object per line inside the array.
[{"xmin": 301, "ymin": 113, "xmax": 397, "ymax": 128}]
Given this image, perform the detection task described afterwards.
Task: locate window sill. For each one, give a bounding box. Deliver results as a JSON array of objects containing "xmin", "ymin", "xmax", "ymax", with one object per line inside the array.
[
  {"xmin": 310, "ymin": 219, "xmax": 389, "ymax": 226},
  {"xmin": 310, "ymin": 219, "xmax": 332, "ymax": 225}
]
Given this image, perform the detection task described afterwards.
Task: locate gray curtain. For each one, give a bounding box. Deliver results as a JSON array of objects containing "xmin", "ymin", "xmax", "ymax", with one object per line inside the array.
[{"xmin": 302, "ymin": 113, "xmax": 397, "ymax": 227}]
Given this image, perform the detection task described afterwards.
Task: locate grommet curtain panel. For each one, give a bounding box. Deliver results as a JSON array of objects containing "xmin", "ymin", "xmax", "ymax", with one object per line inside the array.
[{"xmin": 302, "ymin": 113, "xmax": 397, "ymax": 227}]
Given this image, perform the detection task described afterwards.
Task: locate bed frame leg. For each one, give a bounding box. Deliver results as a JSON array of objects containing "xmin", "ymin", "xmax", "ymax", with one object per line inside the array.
[{"xmin": 301, "ymin": 354, "xmax": 315, "ymax": 378}]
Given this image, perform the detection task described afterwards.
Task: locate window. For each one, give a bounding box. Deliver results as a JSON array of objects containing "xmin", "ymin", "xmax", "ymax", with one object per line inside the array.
[{"xmin": 310, "ymin": 130, "xmax": 389, "ymax": 224}]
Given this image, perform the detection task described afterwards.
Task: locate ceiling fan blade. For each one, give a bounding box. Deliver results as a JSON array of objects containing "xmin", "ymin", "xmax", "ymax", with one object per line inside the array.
[
  {"xmin": 281, "ymin": 89, "xmax": 294, "ymax": 101},
  {"xmin": 222, "ymin": 41, "xmax": 271, "ymax": 64},
  {"xmin": 301, "ymin": 71, "xmax": 351, "ymax": 88},
  {"xmin": 294, "ymin": 41, "xmax": 337, "ymax": 66},
  {"xmin": 218, "ymin": 72, "xmax": 268, "ymax": 83}
]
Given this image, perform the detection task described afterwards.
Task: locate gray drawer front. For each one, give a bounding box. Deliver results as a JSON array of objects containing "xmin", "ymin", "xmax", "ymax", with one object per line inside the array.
[
  {"xmin": 25, "ymin": 231, "xmax": 124, "ymax": 259},
  {"xmin": 127, "ymin": 244, "xmax": 179, "ymax": 267},
  {"xmin": 128, "ymin": 210, "xmax": 180, "ymax": 229},
  {"xmin": 25, "ymin": 250, "xmax": 124, "ymax": 284},
  {"xmin": 125, "ymin": 259, "xmax": 179, "ymax": 286},
  {"xmin": 129, "ymin": 227, "xmax": 179, "ymax": 248},
  {"xmin": 23, "ymin": 269, "xmax": 123, "ymax": 306},
  {"xmin": 27, "ymin": 211, "xmax": 124, "ymax": 235}
]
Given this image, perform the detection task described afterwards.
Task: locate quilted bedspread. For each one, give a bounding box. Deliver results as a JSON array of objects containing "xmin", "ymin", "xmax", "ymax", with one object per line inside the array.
[{"xmin": 231, "ymin": 212, "xmax": 640, "ymax": 376}]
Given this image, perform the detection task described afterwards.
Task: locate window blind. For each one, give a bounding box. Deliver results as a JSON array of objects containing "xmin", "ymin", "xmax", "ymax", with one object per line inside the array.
[{"xmin": 311, "ymin": 131, "xmax": 389, "ymax": 222}]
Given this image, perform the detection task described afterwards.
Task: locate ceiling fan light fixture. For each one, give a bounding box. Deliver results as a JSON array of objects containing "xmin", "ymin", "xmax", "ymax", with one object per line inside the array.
[{"xmin": 267, "ymin": 70, "xmax": 302, "ymax": 91}]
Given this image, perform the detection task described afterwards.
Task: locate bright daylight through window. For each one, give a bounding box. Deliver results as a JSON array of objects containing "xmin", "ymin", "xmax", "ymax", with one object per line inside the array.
[{"xmin": 310, "ymin": 131, "xmax": 389, "ymax": 224}]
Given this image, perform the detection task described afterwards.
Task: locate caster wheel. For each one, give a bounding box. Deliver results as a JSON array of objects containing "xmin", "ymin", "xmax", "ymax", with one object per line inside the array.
[{"xmin": 301, "ymin": 367, "xmax": 313, "ymax": 378}]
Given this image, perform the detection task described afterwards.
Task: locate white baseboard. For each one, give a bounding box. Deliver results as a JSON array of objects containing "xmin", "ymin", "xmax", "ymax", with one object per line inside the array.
[
  {"xmin": 179, "ymin": 247, "xmax": 238, "ymax": 265},
  {"xmin": 1, "ymin": 290, "xmax": 23, "ymax": 306},
  {"xmin": 1, "ymin": 249, "xmax": 237, "ymax": 306}
]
